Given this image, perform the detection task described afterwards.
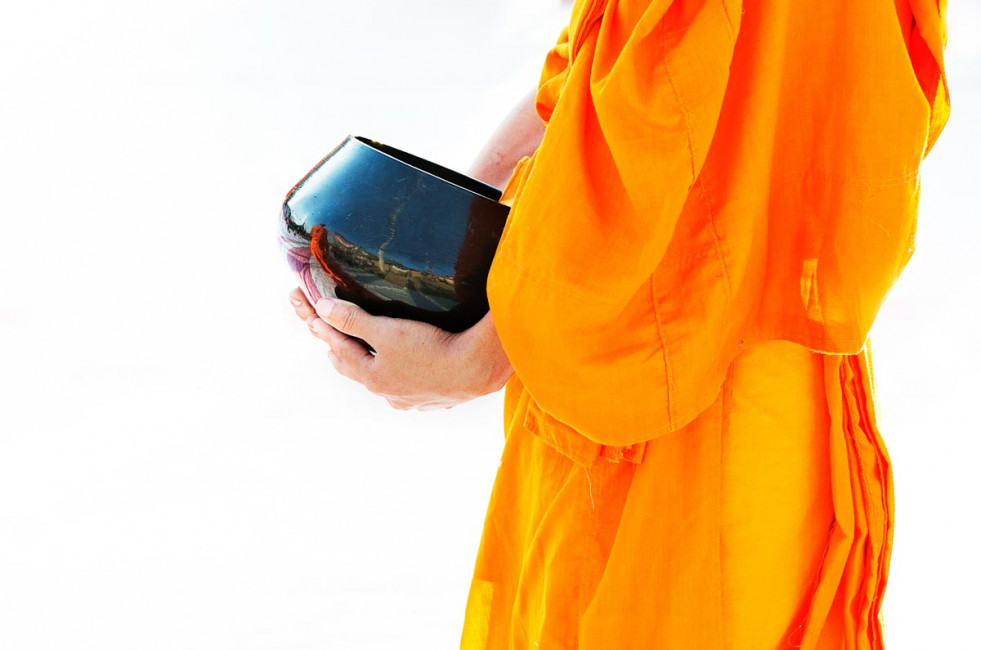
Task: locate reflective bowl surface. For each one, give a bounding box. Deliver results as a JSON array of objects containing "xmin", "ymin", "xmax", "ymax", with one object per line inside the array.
[{"xmin": 280, "ymin": 136, "xmax": 509, "ymax": 333}]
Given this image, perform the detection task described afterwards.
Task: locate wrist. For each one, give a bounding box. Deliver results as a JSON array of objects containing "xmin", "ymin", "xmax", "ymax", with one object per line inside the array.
[{"xmin": 453, "ymin": 311, "xmax": 514, "ymax": 396}]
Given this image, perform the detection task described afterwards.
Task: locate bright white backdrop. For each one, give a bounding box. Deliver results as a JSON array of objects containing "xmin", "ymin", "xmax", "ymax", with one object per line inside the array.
[{"xmin": 0, "ymin": 1, "xmax": 978, "ymax": 648}]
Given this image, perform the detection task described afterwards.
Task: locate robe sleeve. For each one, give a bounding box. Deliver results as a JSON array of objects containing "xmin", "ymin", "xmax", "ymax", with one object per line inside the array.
[
  {"xmin": 533, "ymin": 25, "xmax": 571, "ymax": 124},
  {"xmin": 487, "ymin": 0, "xmax": 744, "ymax": 447},
  {"xmin": 487, "ymin": 0, "xmax": 948, "ymax": 453}
]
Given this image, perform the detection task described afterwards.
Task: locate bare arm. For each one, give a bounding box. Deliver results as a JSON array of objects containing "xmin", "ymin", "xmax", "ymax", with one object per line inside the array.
[{"xmin": 467, "ymin": 88, "xmax": 545, "ymax": 188}]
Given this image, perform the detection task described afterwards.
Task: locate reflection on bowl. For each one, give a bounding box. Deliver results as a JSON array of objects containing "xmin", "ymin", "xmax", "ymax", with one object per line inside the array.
[{"xmin": 280, "ymin": 136, "xmax": 510, "ymax": 333}]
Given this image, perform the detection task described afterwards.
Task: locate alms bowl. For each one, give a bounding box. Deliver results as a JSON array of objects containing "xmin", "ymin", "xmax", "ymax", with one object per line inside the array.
[{"xmin": 279, "ymin": 136, "xmax": 510, "ymax": 333}]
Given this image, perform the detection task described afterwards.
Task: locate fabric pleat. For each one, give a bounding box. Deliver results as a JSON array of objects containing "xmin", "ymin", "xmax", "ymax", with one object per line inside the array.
[
  {"xmin": 798, "ymin": 348, "xmax": 894, "ymax": 649},
  {"xmin": 462, "ymin": 341, "xmax": 895, "ymax": 648}
]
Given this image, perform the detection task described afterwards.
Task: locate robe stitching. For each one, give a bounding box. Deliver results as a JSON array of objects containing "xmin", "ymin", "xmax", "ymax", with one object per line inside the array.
[
  {"xmin": 782, "ymin": 167, "xmax": 920, "ymax": 187},
  {"xmin": 718, "ymin": 360, "xmax": 736, "ymax": 646},
  {"xmin": 660, "ymin": 22, "xmax": 698, "ymax": 181},
  {"xmin": 584, "ymin": 467, "xmax": 595, "ymax": 509},
  {"xmin": 786, "ymin": 518, "xmax": 837, "ymax": 648},
  {"xmin": 649, "ymin": 274, "xmax": 676, "ymax": 431},
  {"xmin": 575, "ymin": 463, "xmax": 606, "ymax": 629},
  {"xmin": 697, "ymin": 174, "xmax": 733, "ymax": 304},
  {"xmin": 718, "ymin": 0, "xmax": 738, "ymax": 41}
]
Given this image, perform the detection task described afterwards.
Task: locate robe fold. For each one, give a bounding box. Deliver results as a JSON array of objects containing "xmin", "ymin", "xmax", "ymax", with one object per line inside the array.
[{"xmin": 462, "ymin": 0, "xmax": 948, "ymax": 647}]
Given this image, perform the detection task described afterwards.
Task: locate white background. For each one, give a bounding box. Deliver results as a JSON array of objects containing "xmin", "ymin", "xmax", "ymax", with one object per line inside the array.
[{"xmin": 0, "ymin": 1, "xmax": 978, "ymax": 648}]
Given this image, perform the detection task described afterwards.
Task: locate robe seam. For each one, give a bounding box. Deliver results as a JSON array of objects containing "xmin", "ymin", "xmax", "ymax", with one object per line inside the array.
[
  {"xmin": 789, "ymin": 518, "xmax": 838, "ymax": 647},
  {"xmin": 780, "ymin": 167, "xmax": 920, "ymax": 187},
  {"xmin": 718, "ymin": 0, "xmax": 738, "ymax": 41},
  {"xmin": 749, "ymin": 327, "xmax": 869, "ymax": 354},
  {"xmin": 575, "ymin": 465, "xmax": 605, "ymax": 646},
  {"xmin": 661, "ymin": 21, "xmax": 698, "ymax": 182},
  {"xmin": 697, "ymin": 173, "xmax": 733, "ymax": 306},
  {"xmin": 718, "ymin": 359, "xmax": 736, "ymax": 646},
  {"xmin": 649, "ymin": 274, "xmax": 676, "ymax": 431}
]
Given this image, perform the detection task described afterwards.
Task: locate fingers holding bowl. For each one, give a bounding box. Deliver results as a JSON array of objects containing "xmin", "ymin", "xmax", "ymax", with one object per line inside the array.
[{"xmin": 290, "ymin": 287, "xmax": 317, "ymax": 321}]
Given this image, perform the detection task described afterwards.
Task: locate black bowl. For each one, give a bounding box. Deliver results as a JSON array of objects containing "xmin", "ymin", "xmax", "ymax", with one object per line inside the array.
[{"xmin": 280, "ymin": 136, "xmax": 509, "ymax": 333}]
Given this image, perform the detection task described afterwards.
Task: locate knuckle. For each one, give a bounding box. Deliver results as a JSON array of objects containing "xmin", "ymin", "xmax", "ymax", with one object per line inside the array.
[{"xmin": 334, "ymin": 305, "xmax": 358, "ymax": 332}]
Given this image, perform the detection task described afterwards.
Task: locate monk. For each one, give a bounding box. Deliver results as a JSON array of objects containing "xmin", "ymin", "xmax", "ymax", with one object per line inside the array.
[{"xmin": 290, "ymin": 0, "xmax": 949, "ymax": 647}]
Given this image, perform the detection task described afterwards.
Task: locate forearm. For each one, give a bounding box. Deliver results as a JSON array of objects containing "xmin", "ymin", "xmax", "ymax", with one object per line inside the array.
[{"xmin": 468, "ymin": 88, "xmax": 546, "ymax": 188}]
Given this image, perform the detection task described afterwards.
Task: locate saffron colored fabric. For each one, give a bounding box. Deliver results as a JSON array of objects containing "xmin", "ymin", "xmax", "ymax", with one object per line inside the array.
[
  {"xmin": 462, "ymin": 0, "xmax": 948, "ymax": 647},
  {"xmin": 464, "ymin": 341, "xmax": 888, "ymax": 648}
]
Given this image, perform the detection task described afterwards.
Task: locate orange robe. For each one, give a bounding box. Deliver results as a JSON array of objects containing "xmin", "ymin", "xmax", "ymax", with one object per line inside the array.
[{"xmin": 462, "ymin": 0, "xmax": 948, "ymax": 648}]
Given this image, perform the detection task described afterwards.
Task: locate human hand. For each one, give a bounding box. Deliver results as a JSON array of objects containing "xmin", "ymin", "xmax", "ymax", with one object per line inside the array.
[{"xmin": 289, "ymin": 288, "xmax": 513, "ymax": 410}]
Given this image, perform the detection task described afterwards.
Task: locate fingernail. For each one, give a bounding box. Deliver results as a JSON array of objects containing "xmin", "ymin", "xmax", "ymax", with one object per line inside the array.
[
  {"xmin": 310, "ymin": 318, "xmax": 330, "ymax": 337},
  {"xmin": 315, "ymin": 298, "xmax": 334, "ymax": 318},
  {"xmin": 290, "ymin": 296, "xmax": 302, "ymax": 307}
]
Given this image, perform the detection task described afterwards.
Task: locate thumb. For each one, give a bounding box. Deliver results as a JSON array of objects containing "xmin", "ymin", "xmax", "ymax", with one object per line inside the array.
[{"xmin": 315, "ymin": 298, "xmax": 377, "ymax": 341}]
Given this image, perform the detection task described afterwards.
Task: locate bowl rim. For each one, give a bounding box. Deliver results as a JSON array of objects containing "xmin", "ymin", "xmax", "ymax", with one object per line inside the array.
[{"xmin": 350, "ymin": 135, "xmax": 504, "ymax": 203}]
